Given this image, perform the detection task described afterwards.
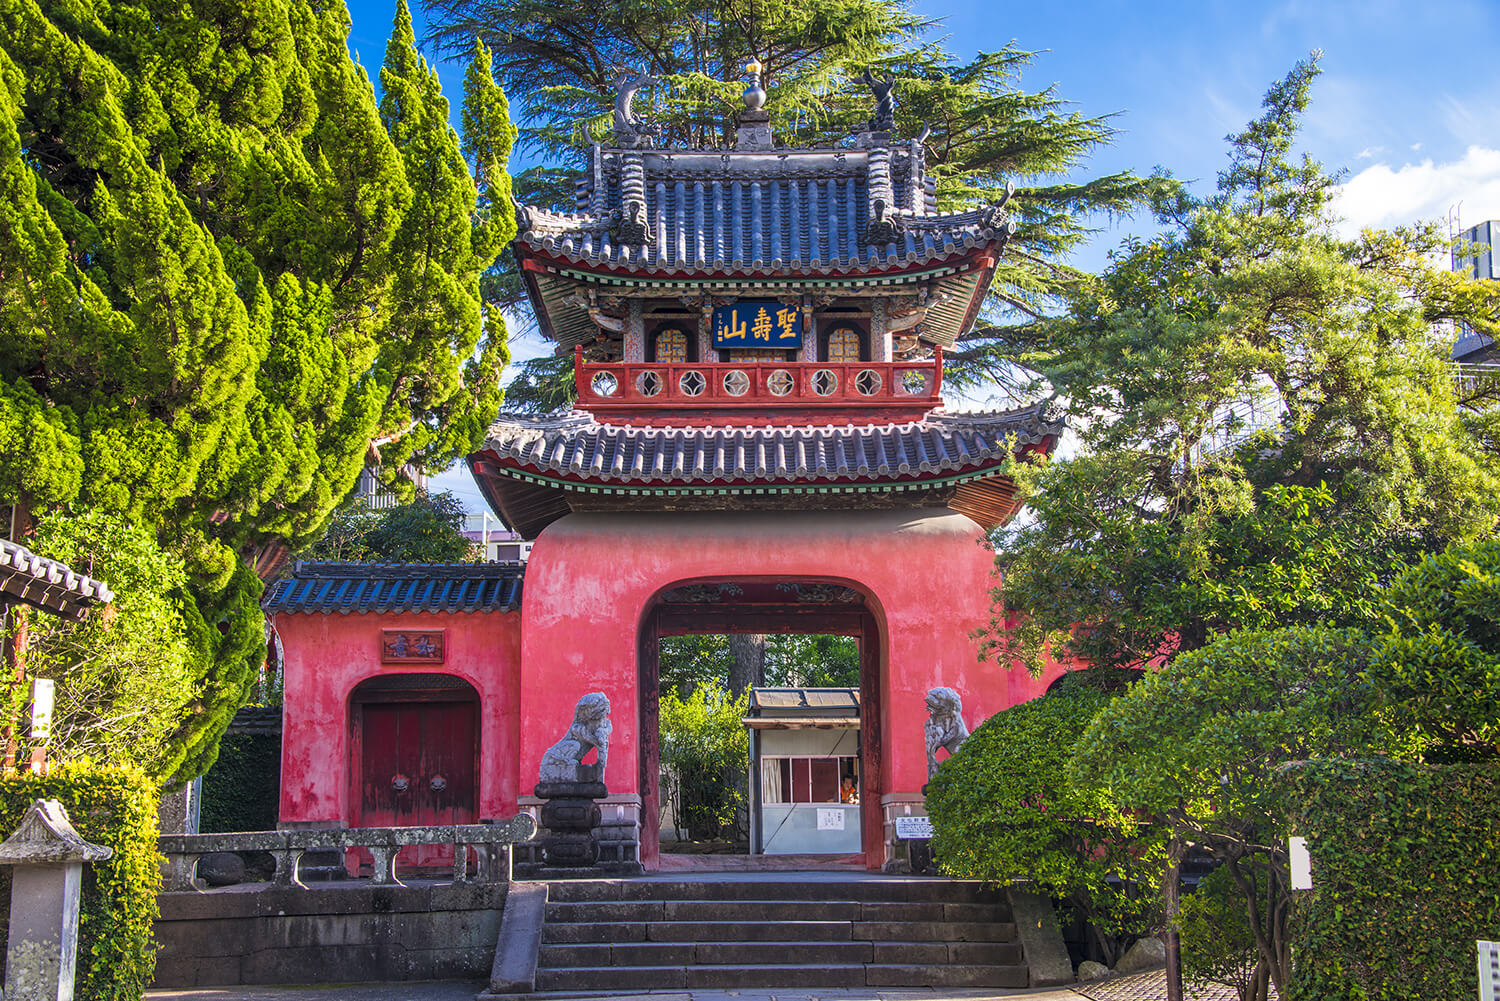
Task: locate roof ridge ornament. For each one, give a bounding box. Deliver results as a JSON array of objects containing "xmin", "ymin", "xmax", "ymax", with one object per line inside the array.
[
  {"xmin": 742, "ymin": 59, "xmax": 766, "ymax": 111},
  {"xmin": 736, "ymin": 59, "xmax": 774, "ymax": 150},
  {"xmin": 611, "ymin": 66, "xmax": 658, "ymax": 148},
  {"xmin": 860, "ymin": 69, "xmax": 896, "ymax": 134}
]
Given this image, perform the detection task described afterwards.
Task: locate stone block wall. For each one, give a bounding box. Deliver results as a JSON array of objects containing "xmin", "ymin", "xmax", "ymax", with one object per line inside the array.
[{"xmin": 153, "ymin": 881, "xmax": 508, "ymax": 986}]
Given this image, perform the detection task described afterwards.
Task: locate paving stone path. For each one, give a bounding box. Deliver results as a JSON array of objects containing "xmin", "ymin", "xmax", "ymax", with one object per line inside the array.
[{"xmin": 1072, "ymin": 969, "xmax": 1276, "ymax": 1000}]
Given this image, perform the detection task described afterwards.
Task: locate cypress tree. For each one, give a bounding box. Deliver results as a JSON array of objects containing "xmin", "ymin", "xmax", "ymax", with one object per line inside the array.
[{"xmin": 0, "ymin": 0, "xmax": 515, "ymax": 782}]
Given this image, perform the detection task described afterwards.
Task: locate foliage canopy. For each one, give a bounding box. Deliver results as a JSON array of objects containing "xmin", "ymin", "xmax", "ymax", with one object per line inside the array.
[
  {"xmin": 990, "ymin": 57, "xmax": 1500, "ymax": 674},
  {"xmin": 0, "ymin": 0, "xmax": 514, "ymax": 780},
  {"xmin": 927, "ymin": 673, "xmax": 1160, "ymax": 965}
]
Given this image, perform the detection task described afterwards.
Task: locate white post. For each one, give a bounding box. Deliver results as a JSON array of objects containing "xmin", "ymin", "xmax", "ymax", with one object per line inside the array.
[{"xmin": 1479, "ymin": 940, "xmax": 1499, "ymax": 1001}]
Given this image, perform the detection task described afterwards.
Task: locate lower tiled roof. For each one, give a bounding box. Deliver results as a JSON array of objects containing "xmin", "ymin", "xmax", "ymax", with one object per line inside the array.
[
  {"xmin": 476, "ymin": 404, "xmax": 1064, "ymax": 487},
  {"xmin": 0, "ymin": 539, "xmax": 115, "ymax": 621},
  {"xmin": 262, "ymin": 562, "xmax": 523, "ymax": 615}
]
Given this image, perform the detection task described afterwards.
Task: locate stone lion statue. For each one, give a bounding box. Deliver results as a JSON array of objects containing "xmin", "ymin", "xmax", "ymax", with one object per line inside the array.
[
  {"xmin": 539, "ymin": 692, "xmax": 612, "ymax": 784},
  {"xmin": 924, "ymin": 686, "xmax": 969, "ymax": 779}
]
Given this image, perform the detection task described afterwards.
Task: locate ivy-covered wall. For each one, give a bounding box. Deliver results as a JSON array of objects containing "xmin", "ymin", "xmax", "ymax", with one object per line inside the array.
[
  {"xmin": 0, "ymin": 761, "xmax": 160, "ymax": 1001},
  {"xmin": 1285, "ymin": 759, "xmax": 1500, "ymax": 1001},
  {"xmin": 200, "ymin": 717, "xmax": 281, "ymax": 833}
]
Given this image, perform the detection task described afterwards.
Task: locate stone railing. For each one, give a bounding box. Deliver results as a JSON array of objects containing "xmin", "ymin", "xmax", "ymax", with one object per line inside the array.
[{"xmin": 159, "ymin": 815, "xmax": 536, "ymax": 892}]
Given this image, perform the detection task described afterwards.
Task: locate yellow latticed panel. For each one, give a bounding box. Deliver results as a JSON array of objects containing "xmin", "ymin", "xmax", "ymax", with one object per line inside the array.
[
  {"xmin": 654, "ymin": 328, "xmax": 688, "ymax": 363},
  {"xmin": 828, "ymin": 327, "xmax": 862, "ymax": 363}
]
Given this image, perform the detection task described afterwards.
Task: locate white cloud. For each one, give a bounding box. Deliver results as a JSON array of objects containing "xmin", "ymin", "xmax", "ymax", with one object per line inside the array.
[
  {"xmin": 1355, "ymin": 146, "xmax": 1383, "ymax": 160},
  {"xmin": 1331, "ymin": 145, "xmax": 1500, "ymax": 237}
]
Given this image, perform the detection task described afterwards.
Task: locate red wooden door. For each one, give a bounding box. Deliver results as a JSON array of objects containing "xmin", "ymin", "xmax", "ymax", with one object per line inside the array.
[
  {"xmin": 359, "ymin": 700, "xmax": 478, "ymax": 828},
  {"xmin": 355, "ymin": 698, "xmax": 477, "ymax": 872}
]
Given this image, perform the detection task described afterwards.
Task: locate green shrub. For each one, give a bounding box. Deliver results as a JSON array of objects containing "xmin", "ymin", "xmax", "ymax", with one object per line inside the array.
[
  {"xmin": 659, "ymin": 682, "xmax": 748, "ymax": 840},
  {"xmin": 927, "ymin": 672, "xmax": 1161, "ymax": 965},
  {"xmin": 1282, "ymin": 758, "xmax": 1500, "ymax": 1001},
  {"xmin": 1180, "ymin": 865, "xmax": 1272, "ymax": 1001},
  {"xmin": 0, "ymin": 760, "xmax": 160, "ymax": 1001}
]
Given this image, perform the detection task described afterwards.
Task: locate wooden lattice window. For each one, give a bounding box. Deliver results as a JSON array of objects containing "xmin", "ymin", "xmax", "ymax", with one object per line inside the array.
[
  {"xmin": 827, "ymin": 327, "xmax": 863, "ymax": 363},
  {"xmin": 653, "ymin": 327, "xmax": 689, "ymax": 363}
]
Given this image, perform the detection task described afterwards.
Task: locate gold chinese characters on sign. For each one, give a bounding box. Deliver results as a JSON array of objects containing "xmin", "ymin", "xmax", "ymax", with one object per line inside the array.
[{"xmin": 713, "ymin": 301, "xmax": 801, "ymax": 349}]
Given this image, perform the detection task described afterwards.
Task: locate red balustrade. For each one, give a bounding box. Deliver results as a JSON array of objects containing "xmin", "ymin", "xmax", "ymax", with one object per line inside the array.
[{"xmin": 573, "ymin": 347, "xmax": 943, "ymax": 420}]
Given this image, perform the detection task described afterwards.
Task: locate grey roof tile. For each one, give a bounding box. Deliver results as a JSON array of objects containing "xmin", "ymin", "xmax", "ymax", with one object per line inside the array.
[
  {"xmin": 516, "ymin": 144, "xmax": 1013, "ymax": 276},
  {"xmin": 0, "ymin": 539, "xmax": 114, "ymax": 621},
  {"xmin": 477, "ymin": 405, "xmax": 1064, "ymax": 487}
]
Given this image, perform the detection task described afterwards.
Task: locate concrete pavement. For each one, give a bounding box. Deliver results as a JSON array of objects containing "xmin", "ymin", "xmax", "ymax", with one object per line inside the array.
[{"xmin": 145, "ymin": 983, "xmax": 1086, "ymax": 1001}]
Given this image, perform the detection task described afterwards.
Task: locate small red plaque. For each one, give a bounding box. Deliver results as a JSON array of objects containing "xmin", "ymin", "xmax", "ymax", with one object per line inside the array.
[{"xmin": 381, "ymin": 629, "xmax": 445, "ymax": 664}]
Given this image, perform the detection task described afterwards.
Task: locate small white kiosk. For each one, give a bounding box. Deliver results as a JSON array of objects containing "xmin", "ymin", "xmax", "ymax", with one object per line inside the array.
[{"xmin": 744, "ymin": 688, "xmax": 861, "ymax": 855}]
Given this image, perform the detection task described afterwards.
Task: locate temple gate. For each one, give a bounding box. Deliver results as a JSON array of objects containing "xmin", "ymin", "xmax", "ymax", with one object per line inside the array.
[{"xmin": 267, "ymin": 65, "xmax": 1072, "ymax": 871}]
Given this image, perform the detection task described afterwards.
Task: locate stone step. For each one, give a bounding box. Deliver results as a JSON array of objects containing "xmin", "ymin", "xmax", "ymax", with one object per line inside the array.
[
  {"xmin": 540, "ymin": 940, "xmax": 877, "ymax": 967},
  {"xmin": 543, "ymin": 898, "xmax": 1013, "ymax": 926},
  {"xmin": 852, "ymin": 920, "xmax": 1018, "ymax": 942},
  {"xmin": 545, "ymin": 898, "xmax": 870, "ymax": 923},
  {"xmin": 540, "ymin": 916, "xmax": 1019, "ymax": 945},
  {"xmin": 541, "ymin": 878, "xmax": 1006, "ymax": 904},
  {"xmin": 533, "ymin": 963, "xmax": 1030, "ymax": 991},
  {"xmin": 538, "ymin": 938, "xmax": 1028, "ymax": 970},
  {"xmin": 541, "ymin": 918, "xmax": 857, "ymax": 944},
  {"xmin": 647, "ymin": 920, "xmax": 859, "ymax": 943}
]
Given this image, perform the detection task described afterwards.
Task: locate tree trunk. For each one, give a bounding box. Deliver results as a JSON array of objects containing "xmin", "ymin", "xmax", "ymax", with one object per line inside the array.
[
  {"xmin": 1163, "ymin": 835, "xmax": 1185, "ymax": 1001},
  {"xmin": 728, "ymin": 633, "xmax": 765, "ymax": 696}
]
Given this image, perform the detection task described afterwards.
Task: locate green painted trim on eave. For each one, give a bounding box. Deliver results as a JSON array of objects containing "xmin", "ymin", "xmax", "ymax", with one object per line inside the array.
[{"xmin": 482, "ymin": 462, "xmax": 1015, "ymax": 496}]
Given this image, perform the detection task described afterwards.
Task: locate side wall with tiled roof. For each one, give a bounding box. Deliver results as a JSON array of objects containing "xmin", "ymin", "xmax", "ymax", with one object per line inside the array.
[{"xmin": 271, "ymin": 607, "xmax": 523, "ymax": 826}]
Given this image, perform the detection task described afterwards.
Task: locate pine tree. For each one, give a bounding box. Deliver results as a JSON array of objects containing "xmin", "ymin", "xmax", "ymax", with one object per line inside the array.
[
  {"xmin": 0, "ymin": 0, "xmax": 515, "ymax": 782},
  {"xmin": 419, "ymin": 0, "xmax": 1160, "ymax": 393}
]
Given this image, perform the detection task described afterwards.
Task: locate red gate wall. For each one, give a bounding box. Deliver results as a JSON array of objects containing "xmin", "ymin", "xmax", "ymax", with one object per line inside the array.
[{"xmin": 518, "ymin": 507, "xmax": 1071, "ymax": 869}]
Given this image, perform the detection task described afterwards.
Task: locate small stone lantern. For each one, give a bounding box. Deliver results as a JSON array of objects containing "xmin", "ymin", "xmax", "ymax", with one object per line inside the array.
[{"xmin": 0, "ymin": 799, "xmax": 113, "ymax": 1001}]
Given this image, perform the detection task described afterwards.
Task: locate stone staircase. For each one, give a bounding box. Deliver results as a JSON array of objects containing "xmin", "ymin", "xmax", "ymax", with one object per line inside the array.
[{"xmin": 534, "ymin": 878, "xmax": 1031, "ymax": 991}]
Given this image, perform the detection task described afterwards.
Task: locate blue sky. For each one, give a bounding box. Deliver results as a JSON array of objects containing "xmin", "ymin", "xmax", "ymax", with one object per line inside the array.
[{"xmin": 343, "ymin": 0, "xmax": 1500, "ymax": 508}]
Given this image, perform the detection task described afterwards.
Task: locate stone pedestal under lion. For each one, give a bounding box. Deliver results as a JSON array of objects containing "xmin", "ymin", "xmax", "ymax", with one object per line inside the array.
[{"xmin": 533, "ymin": 693, "xmax": 612, "ymax": 873}]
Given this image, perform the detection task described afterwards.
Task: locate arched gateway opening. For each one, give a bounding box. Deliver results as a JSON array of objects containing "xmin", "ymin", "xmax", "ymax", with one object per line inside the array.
[{"xmin": 637, "ymin": 578, "xmax": 885, "ymax": 870}]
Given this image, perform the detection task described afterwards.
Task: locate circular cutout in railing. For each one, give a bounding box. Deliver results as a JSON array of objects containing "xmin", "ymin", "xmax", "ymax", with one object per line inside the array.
[
  {"xmin": 812, "ymin": 369, "xmax": 839, "ymax": 396},
  {"xmin": 899, "ymin": 369, "xmax": 930, "ymax": 396},
  {"xmin": 590, "ymin": 371, "xmax": 619, "ymax": 397},
  {"xmin": 636, "ymin": 370, "xmax": 663, "ymax": 397},
  {"xmin": 723, "ymin": 369, "xmax": 751, "ymax": 396},
  {"xmin": 854, "ymin": 369, "xmax": 882, "ymax": 396},
  {"xmin": 766, "ymin": 369, "xmax": 794, "ymax": 396},
  {"xmin": 679, "ymin": 369, "xmax": 707, "ymax": 396}
]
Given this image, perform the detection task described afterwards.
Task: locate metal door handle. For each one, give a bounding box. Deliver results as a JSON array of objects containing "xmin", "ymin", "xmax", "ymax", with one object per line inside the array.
[
  {"xmin": 392, "ymin": 774, "xmax": 409, "ymax": 792},
  {"xmin": 430, "ymin": 775, "xmax": 447, "ymax": 792}
]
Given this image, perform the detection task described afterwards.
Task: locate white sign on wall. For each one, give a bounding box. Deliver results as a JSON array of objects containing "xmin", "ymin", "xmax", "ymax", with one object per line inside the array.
[
  {"xmin": 895, "ymin": 815, "xmax": 934, "ymax": 839},
  {"xmin": 1289, "ymin": 836, "xmax": 1313, "ymax": 890},
  {"xmin": 816, "ymin": 808, "xmax": 846, "ymax": 831}
]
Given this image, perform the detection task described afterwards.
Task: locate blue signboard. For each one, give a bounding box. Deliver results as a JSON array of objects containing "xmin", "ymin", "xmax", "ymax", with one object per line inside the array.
[{"xmin": 712, "ymin": 300, "xmax": 802, "ymax": 349}]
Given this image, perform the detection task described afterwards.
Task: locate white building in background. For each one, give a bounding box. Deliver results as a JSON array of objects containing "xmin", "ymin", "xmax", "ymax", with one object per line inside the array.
[
  {"xmin": 350, "ymin": 466, "xmax": 428, "ymax": 511},
  {"xmin": 1453, "ymin": 220, "xmax": 1498, "ymax": 363},
  {"xmin": 461, "ymin": 512, "xmax": 531, "ymax": 563}
]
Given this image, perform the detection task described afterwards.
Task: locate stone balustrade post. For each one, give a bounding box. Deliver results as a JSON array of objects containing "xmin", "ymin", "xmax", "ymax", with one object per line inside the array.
[{"xmin": 0, "ymin": 799, "xmax": 113, "ymax": 1001}]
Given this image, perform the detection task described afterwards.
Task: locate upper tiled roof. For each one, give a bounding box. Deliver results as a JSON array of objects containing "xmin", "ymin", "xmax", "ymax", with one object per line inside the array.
[
  {"xmin": 516, "ymin": 144, "xmax": 1014, "ymax": 278},
  {"xmin": 263, "ymin": 562, "xmax": 523, "ymax": 615},
  {"xmin": 0, "ymin": 539, "xmax": 114, "ymax": 621},
  {"xmin": 475, "ymin": 404, "xmax": 1063, "ymax": 487}
]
